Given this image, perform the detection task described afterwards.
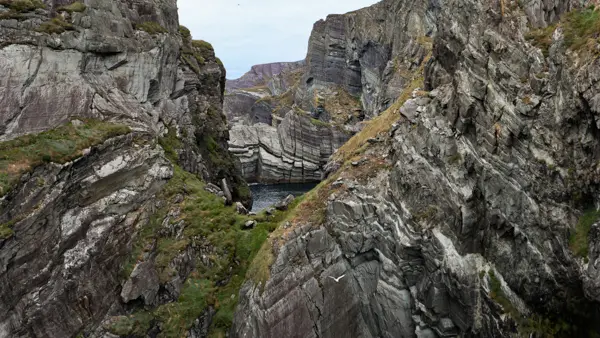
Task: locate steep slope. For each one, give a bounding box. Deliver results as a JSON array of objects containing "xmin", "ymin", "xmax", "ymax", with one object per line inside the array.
[
  {"xmin": 0, "ymin": 0, "xmax": 254, "ymax": 337},
  {"xmin": 224, "ymin": 1, "xmax": 436, "ymax": 184},
  {"xmin": 232, "ymin": 1, "xmax": 600, "ymax": 337}
]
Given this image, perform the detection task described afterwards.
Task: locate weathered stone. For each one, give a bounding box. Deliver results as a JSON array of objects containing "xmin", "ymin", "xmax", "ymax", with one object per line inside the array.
[
  {"xmin": 274, "ymin": 194, "xmax": 295, "ymax": 211},
  {"xmin": 232, "ymin": 0, "xmax": 600, "ymax": 337},
  {"xmin": 121, "ymin": 262, "xmax": 160, "ymax": 306},
  {"xmin": 235, "ymin": 202, "xmax": 249, "ymax": 215},
  {"xmin": 243, "ymin": 220, "xmax": 257, "ymax": 229}
]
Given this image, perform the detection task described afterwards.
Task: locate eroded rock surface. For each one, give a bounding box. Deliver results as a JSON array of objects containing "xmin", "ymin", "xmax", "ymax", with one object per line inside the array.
[
  {"xmin": 0, "ymin": 0, "xmax": 249, "ymax": 336},
  {"xmin": 233, "ymin": 0, "xmax": 600, "ymax": 337}
]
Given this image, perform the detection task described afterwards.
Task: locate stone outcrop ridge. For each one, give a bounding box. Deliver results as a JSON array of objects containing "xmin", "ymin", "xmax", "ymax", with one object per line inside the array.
[
  {"xmin": 232, "ymin": 0, "xmax": 600, "ymax": 337},
  {"xmin": 296, "ymin": 0, "xmax": 436, "ymax": 118},
  {"xmin": 229, "ymin": 112, "xmax": 350, "ymax": 183},
  {"xmin": 0, "ymin": 0, "xmax": 248, "ymax": 337},
  {"xmin": 225, "ymin": 61, "xmax": 306, "ymax": 92}
]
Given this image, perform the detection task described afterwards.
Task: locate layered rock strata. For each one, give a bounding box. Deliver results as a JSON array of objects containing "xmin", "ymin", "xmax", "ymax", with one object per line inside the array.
[{"xmin": 233, "ymin": 0, "xmax": 600, "ymax": 337}]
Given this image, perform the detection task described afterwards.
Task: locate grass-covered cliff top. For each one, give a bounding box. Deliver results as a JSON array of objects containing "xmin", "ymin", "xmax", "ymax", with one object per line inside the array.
[
  {"xmin": 0, "ymin": 119, "xmax": 130, "ymax": 239},
  {"xmin": 0, "ymin": 119, "xmax": 130, "ymax": 198},
  {"xmin": 527, "ymin": 5, "xmax": 600, "ymax": 56}
]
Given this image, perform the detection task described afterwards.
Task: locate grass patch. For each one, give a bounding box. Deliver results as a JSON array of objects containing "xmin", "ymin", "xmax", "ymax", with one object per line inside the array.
[
  {"xmin": 0, "ymin": 119, "xmax": 130, "ymax": 197},
  {"xmin": 36, "ymin": 17, "xmax": 74, "ymax": 34},
  {"xmin": 57, "ymin": 1, "xmax": 85, "ymax": 13},
  {"xmin": 7, "ymin": 0, "xmax": 44, "ymax": 12},
  {"xmin": 562, "ymin": 7, "xmax": 600, "ymax": 51},
  {"xmin": 121, "ymin": 148, "xmax": 297, "ymax": 336},
  {"xmin": 527, "ymin": 6, "xmax": 600, "ymax": 56},
  {"xmin": 104, "ymin": 312, "xmax": 154, "ymax": 337},
  {"xmin": 487, "ymin": 270, "xmax": 576, "ymax": 337},
  {"xmin": 332, "ymin": 72, "xmax": 425, "ymax": 163},
  {"xmin": 179, "ymin": 25, "xmax": 191, "ymax": 40},
  {"xmin": 192, "ymin": 40, "xmax": 213, "ymax": 53},
  {"xmin": 310, "ymin": 118, "xmax": 330, "ymax": 128},
  {"xmin": 569, "ymin": 209, "xmax": 600, "ymax": 259},
  {"xmin": 0, "ymin": 223, "xmax": 14, "ymax": 239},
  {"xmin": 135, "ymin": 21, "xmax": 167, "ymax": 35}
]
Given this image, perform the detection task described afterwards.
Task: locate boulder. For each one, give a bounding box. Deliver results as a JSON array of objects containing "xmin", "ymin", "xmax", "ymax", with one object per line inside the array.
[
  {"xmin": 235, "ymin": 202, "xmax": 249, "ymax": 215},
  {"xmin": 274, "ymin": 194, "xmax": 295, "ymax": 211},
  {"xmin": 120, "ymin": 262, "xmax": 160, "ymax": 306}
]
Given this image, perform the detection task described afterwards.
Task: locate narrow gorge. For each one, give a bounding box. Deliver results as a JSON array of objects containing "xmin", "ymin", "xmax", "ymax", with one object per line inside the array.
[{"xmin": 1, "ymin": 0, "xmax": 600, "ymax": 337}]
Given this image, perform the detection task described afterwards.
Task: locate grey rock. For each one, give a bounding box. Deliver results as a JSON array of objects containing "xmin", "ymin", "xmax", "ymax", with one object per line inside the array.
[
  {"xmin": 228, "ymin": 112, "xmax": 351, "ymax": 183},
  {"xmin": 274, "ymin": 194, "xmax": 295, "ymax": 211},
  {"xmin": 235, "ymin": 202, "xmax": 249, "ymax": 215},
  {"xmin": 232, "ymin": 0, "xmax": 600, "ymax": 337},
  {"xmin": 244, "ymin": 220, "xmax": 257, "ymax": 229},
  {"xmin": 221, "ymin": 178, "xmax": 233, "ymax": 205},
  {"xmin": 120, "ymin": 262, "xmax": 160, "ymax": 306}
]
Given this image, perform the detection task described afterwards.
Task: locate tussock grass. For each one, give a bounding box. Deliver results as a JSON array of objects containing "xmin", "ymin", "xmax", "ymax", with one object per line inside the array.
[
  {"xmin": 135, "ymin": 21, "xmax": 167, "ymax": 35},
  {"xmin": 0, "ymin": 119, "xmax": 130, "ymax": 197},
  {"xmin": 57, "ymin": 1, "xmax": 85, "ymax": 13},
  {"xmin": 569, "ymin": 209, "xmax": 600, "ymax": 259},
  {"xmin": 527, "ymin": 6, "xmax": 600, "ymax": 56}
]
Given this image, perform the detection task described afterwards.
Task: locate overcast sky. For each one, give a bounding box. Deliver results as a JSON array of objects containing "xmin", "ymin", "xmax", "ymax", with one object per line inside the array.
[{"xmin": 178, "ymin": 0, "xmax": 380, "ymax": 79}]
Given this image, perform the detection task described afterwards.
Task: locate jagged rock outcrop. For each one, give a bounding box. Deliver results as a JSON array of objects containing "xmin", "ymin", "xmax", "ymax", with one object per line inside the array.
[
  {"xmin": 233, "ymin": 0, "xmax": 600, "ymax": 337},
  {"xmin": 297, "ymin": 0, "xmax": 436, "ymax": 118},
  {"xmin": 225, "ymin": 61, "xmax": 306, "ymax": 93},
  {"xmin": 229, "ymin": 112, "xmax": 350, "ymax": 183},
  {"xmin": 0, "ymin": 0, "xmax": 249, "ymax": 337},
  {"xmin": 224, "ymin": 0, "xmax": 436, "ymax": 183}
]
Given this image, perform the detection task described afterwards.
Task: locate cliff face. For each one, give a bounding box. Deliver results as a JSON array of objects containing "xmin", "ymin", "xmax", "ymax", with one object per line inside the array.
[
  {"xmin": 298, "ymin": 0, "xmax": 436, "ymax": 118},
  {"xmin": 224, "ymin": 1, "xmax": 436, "ymax": 184},
  {"xmin": 233, "ymin": 0, "xmax": 600, "ymax": 337},
  {"xmin": 225, "ymin": 61, "xmax": 306, "ymax": 93},
  {"xmin": 0, "ymin": 0, "xmax": 250, "ymax": 337}
]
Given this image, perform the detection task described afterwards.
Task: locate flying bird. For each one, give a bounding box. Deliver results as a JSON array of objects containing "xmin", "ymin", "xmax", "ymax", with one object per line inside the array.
[{"xmin": 328, "ymin": 274, "xmax": 346, "ymax": 283}]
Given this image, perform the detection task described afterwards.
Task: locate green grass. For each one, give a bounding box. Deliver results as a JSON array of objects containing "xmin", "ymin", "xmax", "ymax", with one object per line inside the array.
[
  {"xmin": 192, "ymin": 40, "xmax": 213, "ymax": 53},
  {"xmin": 0, "ymin": 223, "xmax": 14, "ymax": 239},
  {"xmin": 7, "ymin": 0, "xmax": 44, "ymax": 12},
  {"xmin": 179, "ymin": 25, "xmax": 191, "ymax": 40},
  {"xmin": 104, "ymin": 312, "xmax": 154, "ymax": 337},
  {"xmin": 562, "ymin": 7, "xmax": 600, "ymax": 51},
  {"xmin": 527, "ymin": 6, "xmax": 600, "ymax": 56},
  {"xmin": 36, "ymin": 17, "xmax": 74, "ymax": 34},
  {"xmin": 569, "ymin": 209, "xmax": 600, "ymax": 259},
  {"xmin": 0, "ymin": 119, "xmax": 130, "ymax": 197},
  {"xmin": 135, "ymin": 21, "xmax": 167, "ymax": 35},
  {"xmin": 120, "ymin": 138, "xmax": 296, "ymax": 336},
  {"xmin": 310, "ymin": 118, "xmax": 330, "ymax": 128},
  {"xmin": 57, "ymin": 1, "xmax": 85, "ymax": 13}
]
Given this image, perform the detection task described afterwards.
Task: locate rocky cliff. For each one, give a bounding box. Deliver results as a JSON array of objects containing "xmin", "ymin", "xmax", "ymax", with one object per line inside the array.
[
  {"xmin": 224, "ymin": 0, "xmax": 437, "ymax": 184},
  {"xmin": 0, "ymin": 0, "xmax": 255, "ymax": 337},
  {"xmin": 224, "ymin": 60, "xmax": 358, "ymax": 183},
  {"xmin": 232, "ymin": 0, "xmax": 600, "ymax": 337}
]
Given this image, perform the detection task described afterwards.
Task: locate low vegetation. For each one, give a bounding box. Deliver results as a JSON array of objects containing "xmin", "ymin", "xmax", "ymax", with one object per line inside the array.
[
  {"xmin": 57, "ymin": 1, "xmax": 86, "ymax": 13},
  {"xmin": 333, "ymin": 72, "xmax": 425, "ymax": 163},
  {"xmin": 178, "ymin": 25, "xmax": 191, "ymax": 40},
  {"xmin": 192, "ymin": 40, "xmax": 214, "ymax": 55},
  {"xmin": 36, "ymin": 17, "xmax": 73, "ymax": 34},
  {"xmin": 115, "ymin": 130, "xmax": 298, "ymax": 337},
  {"xmin": 569, "ymin": 209, "xmax": 600, "ymax": 259},
  {"xmin": 135, "ymin": 21, "xmax": 167, "ymax": 35},
  {"xmin": 527, "ymin": 6, "xmax": 600, "ymax": 56},
  {"xmin": 4, "ymin": 0, "xmax": 44, "ymax": 12},
  {"xmin": 486, "ymin": 270, "xmax": 577, "ymax": 337},
  {"xmin": 0, "ymin": 119, "xmax": 130, "ymax": 197}
]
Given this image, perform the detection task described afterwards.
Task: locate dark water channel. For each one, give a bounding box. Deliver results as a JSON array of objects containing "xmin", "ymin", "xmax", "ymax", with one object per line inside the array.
[{"xmin": 249, "ymin": 182, "xmax": 318, "ymax": 212}]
